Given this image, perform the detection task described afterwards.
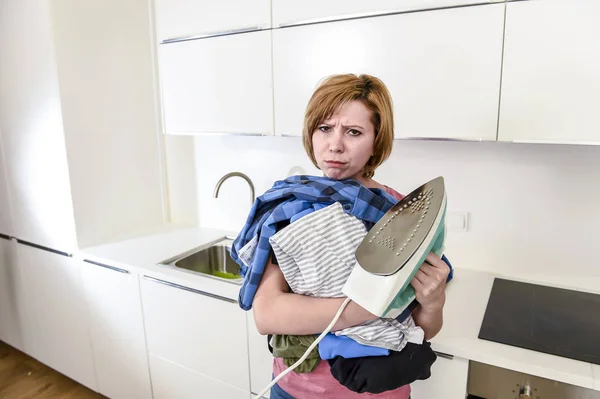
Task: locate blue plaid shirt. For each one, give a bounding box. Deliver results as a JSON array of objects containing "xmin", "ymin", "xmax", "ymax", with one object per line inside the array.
[
  {"xmin": 230, "ymin": 174, "xmax": 454, "ymax": 312},
  {"xmin": 230, "ymin": 175, "xmax": 400, "ymax": 310}
]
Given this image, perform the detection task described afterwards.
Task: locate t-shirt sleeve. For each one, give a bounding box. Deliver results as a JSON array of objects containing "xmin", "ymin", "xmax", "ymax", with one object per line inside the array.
[{"xmin": 384, "ymin": 185, "xmax": 405, "ymax": 201}]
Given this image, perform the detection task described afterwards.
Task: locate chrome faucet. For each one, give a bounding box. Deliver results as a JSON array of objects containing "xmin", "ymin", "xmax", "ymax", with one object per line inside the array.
[{"xmin": 213, "ymin": 172, "xmax": 255, "ymax": 205}]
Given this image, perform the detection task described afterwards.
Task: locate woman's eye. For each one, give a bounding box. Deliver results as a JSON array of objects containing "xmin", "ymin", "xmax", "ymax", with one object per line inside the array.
[
  {"xmin": 318, "ymin": 126, "xmax": 330, "ymax": 132},
  {"xmin": 348, "ymin": 129, "xmax": 361, "ymax": 136}
]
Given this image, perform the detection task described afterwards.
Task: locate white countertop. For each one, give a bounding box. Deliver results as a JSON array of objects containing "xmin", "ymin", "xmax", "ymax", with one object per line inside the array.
[
  {"xmin": 433, "ymin": 267, "xmax": 599, "ymax": 391},
  {"xmin": 78, "ymin": 225, "xmax": 241, "ymax": 301},
  {"xmin": 78, "ymin": 226, "xmax": 600, "ymax": 392}
]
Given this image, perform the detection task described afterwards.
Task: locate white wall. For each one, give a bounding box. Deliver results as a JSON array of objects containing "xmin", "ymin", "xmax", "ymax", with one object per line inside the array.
[
  {"xmin": 50, "ymin": 0, "xmax": 167, "ymax": 247},
  {"xmin": 186, "ymin": 135, "xmax": 600, "ymax": 289}
]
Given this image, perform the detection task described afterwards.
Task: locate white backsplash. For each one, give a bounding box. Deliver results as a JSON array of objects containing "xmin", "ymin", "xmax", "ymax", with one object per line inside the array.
[{"xmin": 169, "ymin": 134, "xmax": 600, "ymax": 288}]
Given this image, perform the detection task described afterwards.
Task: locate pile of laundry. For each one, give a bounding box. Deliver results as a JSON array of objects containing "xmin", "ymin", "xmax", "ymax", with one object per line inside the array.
[{"xmin": 231, "ymin": 175, "xmax": 453, "ymax": 394}]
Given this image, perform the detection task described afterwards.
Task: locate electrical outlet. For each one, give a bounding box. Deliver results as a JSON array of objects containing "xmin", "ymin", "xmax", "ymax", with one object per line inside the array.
[{"xmin": 447, "ymin": 211, "xmax": 469, "ymax": 232}]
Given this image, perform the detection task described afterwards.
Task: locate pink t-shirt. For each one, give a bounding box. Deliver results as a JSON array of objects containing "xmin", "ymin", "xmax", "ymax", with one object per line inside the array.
[{"xmin": 271, "ymin": 186, "xmax": 411, "ymax": 399}]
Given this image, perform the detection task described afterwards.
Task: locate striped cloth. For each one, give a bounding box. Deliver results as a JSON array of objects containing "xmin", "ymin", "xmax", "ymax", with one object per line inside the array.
[{"xmin": 268, "ymin": 201, "xmax": 424, "ymax": 351}]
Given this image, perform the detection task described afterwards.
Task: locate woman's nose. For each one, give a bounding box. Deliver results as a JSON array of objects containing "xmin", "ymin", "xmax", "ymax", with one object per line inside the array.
[{"xmin": 328, "ymin": 130, "xmax": 344, "ymax": 153}]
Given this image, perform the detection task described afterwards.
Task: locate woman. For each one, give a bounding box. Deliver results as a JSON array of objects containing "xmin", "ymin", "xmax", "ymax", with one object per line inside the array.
[{"xmin": 250, "ymin": 74, "xmax": 450, "ymax": 398}]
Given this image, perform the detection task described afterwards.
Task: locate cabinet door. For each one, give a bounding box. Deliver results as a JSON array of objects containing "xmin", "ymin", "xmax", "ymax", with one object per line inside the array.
[
  {"xmin": 410, "ymin": 354, "xmax": 469, "ymax": 399},
  {"xmin": 0, "ymin": 0, "xmax": 77, "ymax": 251},
  {"xmin": 81, "ymin": 260, "xmax": 152, "ymax": 399},
  {"xmin": 148, "ymin": 354, "xmax": 249, "ymax": 399},
  {"xmin": 17, "ymin": 243, "xmax": 96, "ymax": 391},
  {"xmin": 273, "ymin": 0, "xmax": 502, "ymax": 27},
  {"xmin": 140, "ymin": 276, "xmax": 250, "ymax": 393},
  {"xmin": 0, "ymin": 131, "xmax": 14, "ymax": 237},
  {"xmin": 0, "ymin": 237, "xmax": 23, "ymax": 351},
  {"xmin": 154, "ymin": 0, "xmax": 271, "ymax": 43},
  {"xmin": 273, "ymin": 4, "xmax": 504, "ymax": 140},
  {"xmin": 248, "ymin": 310, "xmax": 273, "ymax": 398},
  {"xmin": 158, "ymin": 30, "xmax": 274, "ymax": 136},
  {"xmin": 498, "ymin": 0, "xmax": 600, "ymax": 144}
]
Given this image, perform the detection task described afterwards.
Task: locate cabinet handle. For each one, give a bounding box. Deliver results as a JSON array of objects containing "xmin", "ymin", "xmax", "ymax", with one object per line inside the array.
[
  {"xmin": 161, "ymin": 26, "xmax": 261, "ymax": 44},
  {"xmin": 434, "ymin": 351, "xmax": 454, "ymax": 360},
  {"xmin": 511, "ymin": 139, "xmax": 600, "ymax": 146},
  {"xmin": 16, "ymin": 239, "xmax": 72, "ymax": 257},
  {"xmin": 83, "ymin": 259, "xmax": 129, "ymax": 274},
  {"xmin": 142, "ymin": 275, "xmax": 237, "ymax": 304},
  {"xmin": 397, "ymin": 136, "xmax": 487, "ymax": 142}
]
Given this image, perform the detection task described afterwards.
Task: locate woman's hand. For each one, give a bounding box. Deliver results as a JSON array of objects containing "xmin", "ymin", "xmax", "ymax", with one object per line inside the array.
[
  {"xmin": 410, "ymin": 252, "xmax": 450, "ymax": 340},
  {"xmin": 410, "ymin": 252, "xmax": 450, "ymax": 312}
]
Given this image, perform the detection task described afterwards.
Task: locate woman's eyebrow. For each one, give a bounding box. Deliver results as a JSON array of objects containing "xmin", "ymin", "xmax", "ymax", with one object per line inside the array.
[{"xmin": 343, "ymin": 124, "xmax": 365, "ymax": 130}]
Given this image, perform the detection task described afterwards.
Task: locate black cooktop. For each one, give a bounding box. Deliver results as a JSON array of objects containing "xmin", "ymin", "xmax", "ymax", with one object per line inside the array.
[{"xmin": 478, "ymin": 278, "xmax": 600, "ymax": 365}]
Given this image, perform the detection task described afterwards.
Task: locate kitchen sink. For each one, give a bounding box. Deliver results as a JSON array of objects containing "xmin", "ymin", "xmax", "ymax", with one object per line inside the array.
[{"xmin": 159, "ymin": 237, "xmax": 243, "ymax": 285}]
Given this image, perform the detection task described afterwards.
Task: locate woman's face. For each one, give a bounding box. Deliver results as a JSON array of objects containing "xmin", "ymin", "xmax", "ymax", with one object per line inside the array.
[{"xmin": 312, "ymin": 100, "xmax": 375, "ymax": 183}]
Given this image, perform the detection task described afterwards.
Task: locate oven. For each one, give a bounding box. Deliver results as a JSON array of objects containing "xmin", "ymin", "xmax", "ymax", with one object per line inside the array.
[{"xmin": 467, "ymin": 361, "xmax": 600, "ymax": 399}]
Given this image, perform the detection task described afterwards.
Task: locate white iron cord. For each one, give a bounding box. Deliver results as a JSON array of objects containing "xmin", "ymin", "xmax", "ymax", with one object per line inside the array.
[{"xmin": 253, "ymin": 297, "xmax": 352, "ymax": 398}]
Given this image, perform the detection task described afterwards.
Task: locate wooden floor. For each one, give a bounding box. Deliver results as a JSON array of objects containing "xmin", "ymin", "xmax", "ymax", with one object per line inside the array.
[{"xmin": 0, "ymin": 341, "xmax": 104, "ymax": 399}]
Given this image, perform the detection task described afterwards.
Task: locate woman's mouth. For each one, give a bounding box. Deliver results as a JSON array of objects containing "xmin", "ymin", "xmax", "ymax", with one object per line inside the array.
[{"xmin": 325, "ymin": 161, "xmax": 346, "ymax": 168}]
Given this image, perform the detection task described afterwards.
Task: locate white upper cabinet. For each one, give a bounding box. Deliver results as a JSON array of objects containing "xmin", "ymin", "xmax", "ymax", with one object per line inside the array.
[
  {"xmin": 273, "ymin": 4, "xmax": 505, "ymax": 140},
  {"xmin": 272, "ymin": 0, "xmax": 503, "ymax": 27},
  {"xmin": 498, "ymin": 0, "xmax": 600, "ymax": 144},
  {"xmin": 0, "ymin": 0, "xmax": 77, "ymax": 252},
  {"xmin": 154, "ymin": 0, "xmax": 271, "ymax": 43},
  {"xmin": 158, "ymin": 30, "xmax": 274, "ymax": 135}
]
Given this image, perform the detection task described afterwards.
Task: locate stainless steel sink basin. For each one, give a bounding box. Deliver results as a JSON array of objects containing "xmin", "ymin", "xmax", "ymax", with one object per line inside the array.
[{"xmin": 160, "ymin": 237, "xmax": 243, "ymax": 284}]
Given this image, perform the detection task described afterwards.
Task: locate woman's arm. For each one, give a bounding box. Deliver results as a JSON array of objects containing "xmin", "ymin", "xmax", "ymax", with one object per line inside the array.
[
  {"xmin": 410, "ymin": 253, "xmax": 450, "ymax": 340},
  {"xmin": 252, "ymin": 255, "xmax": 378, "ymax": 335}
]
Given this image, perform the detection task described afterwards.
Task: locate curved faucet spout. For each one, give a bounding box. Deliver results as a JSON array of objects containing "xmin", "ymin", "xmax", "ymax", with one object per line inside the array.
[{"xmin": 213, "ymin": 172, "xmax": 255, "ymax": 205}]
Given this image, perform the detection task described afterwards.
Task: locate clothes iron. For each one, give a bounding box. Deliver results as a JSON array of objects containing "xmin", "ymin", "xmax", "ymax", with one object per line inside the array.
[{"xmin": 342, "ymin": 176, "xmax": 447, "ymax": 318}]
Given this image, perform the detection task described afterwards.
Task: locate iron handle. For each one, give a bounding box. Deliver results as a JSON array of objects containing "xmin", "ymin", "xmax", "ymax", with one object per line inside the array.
[{"xmin": 142, "ymin": 275, "xmax": 237, "ymax": 304}]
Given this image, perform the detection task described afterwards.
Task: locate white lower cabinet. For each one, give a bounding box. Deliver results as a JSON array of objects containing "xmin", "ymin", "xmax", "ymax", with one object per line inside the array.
[
  {"xmin": 81, "ymin": 259, "xmax": 152, "ymax": 399},
  {"xmin": 149, "ymin": 354, "xmax": 249, "ymax": 399},
  {"xmin": 0, "ymin": 237, "xmax": 24, "ymax": 351},
  {"xmin": 140, "ymin": 275, "xmax": 251, "ymax": 397},
  {"xmin": 247, "ymin": 310, "xmax": 273, "ymax": 398},
  {"xmin": 17, "ymin": 242, "xmax": 96, "ymax": 391},
  {"xmin": 410, "ymin": 353, "xmax": 469, "ymax": 399}
]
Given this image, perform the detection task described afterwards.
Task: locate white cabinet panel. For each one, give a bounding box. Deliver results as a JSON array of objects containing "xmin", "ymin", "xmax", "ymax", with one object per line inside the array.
[
  {"xmin": 0, "ymin": 0, "xmax": 76, "ymax": 251},
  {"xmin": 154, "ymin": 0, "xmax": 271, "ymax": 42},
  {"xmin": 273, "ymin": 4, "xmax": 504, "ymax": 140},
  {"xmin": 81, "ymin": 260, "xmax": 152, "ymax": 399},
  {"xmin": 273, "ymin": 0, "xmax": 501, "ymax": 27},
  {"xmin": 247, "ymin": 310, "xmax": 272, "ymax": 398},
  {"xmin": 0, "ymin": 237, "xmax": 23, "ymax": 351},
  {"xmin": 149, "ymin": 354, "xmax": 249, "ymax": 399},
  {"xmin": 410, "ymin": 354, "xmax": 469, "ymax": 399},
  {"xmin": 0, "ymin": 132, "xmax": 14, "ymax": 236},
  {"xmin": 158, "ymin": 30, "xmax": 274, "ymax": 135},
  {"xmin": 498, "ymin": 0, "xmax": 600, "ymax": 144},
  {"xmin": 140, "ymin": 276, "xmax": 250, "ymax": 392},
  {"xmin": 17, "ymin": 243, "xmax": 96, "ymax": 391}
]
